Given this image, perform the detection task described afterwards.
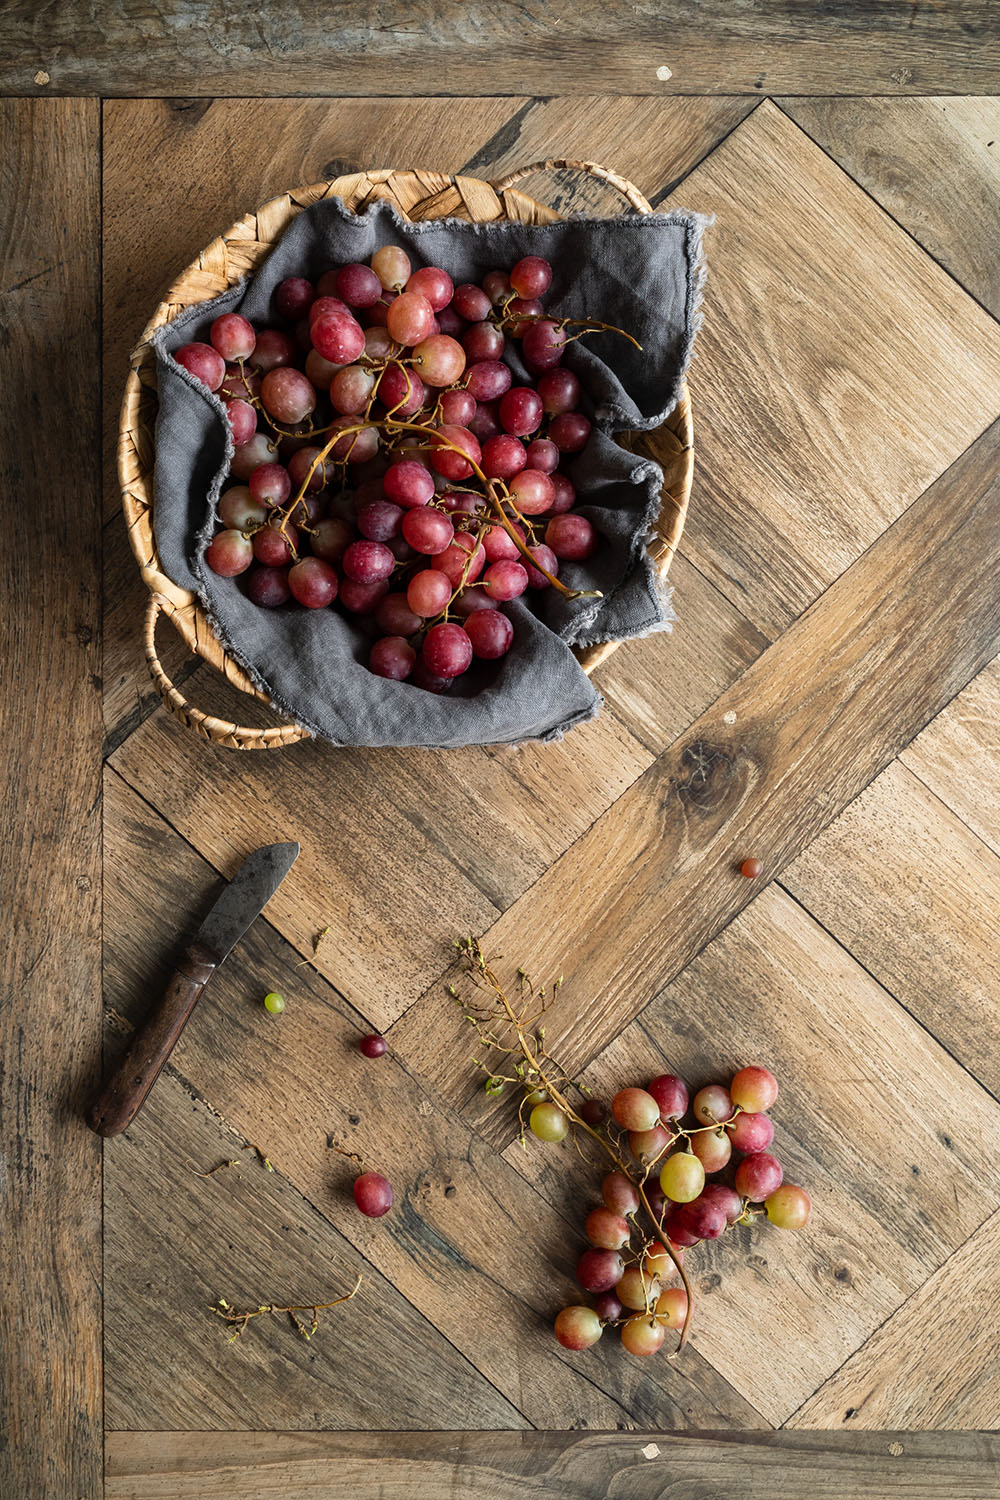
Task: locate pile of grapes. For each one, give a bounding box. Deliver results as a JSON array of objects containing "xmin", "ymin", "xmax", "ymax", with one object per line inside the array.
[
  {"xmin": 547, "ymin": 1066, "xmax": 812, "ymax": 1357},
  {"xmin": 173, "ymin": 246, "xmax": 620, "ymax": 692}
]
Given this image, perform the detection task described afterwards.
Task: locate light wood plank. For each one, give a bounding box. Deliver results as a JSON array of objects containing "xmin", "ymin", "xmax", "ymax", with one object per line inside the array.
[
  {"xmin": 101, "ymin": 768, "xmax": 763, "ymax": 1431},
  {"xmin": 389, "ymin": 415, "xmax": 1000, "ymax": 1131},
  {"xmin": 8, "ymin": 3, "xmax": 1000, "ymax": 96},
  {"xmin": 0, "ymin": 99, "xmax": 103, "ymax": 1500},
  {"xmin": 901, "ymin": 654, "xmax": 1000, "ymax": 858},
  {"xmin": 783, "ymin": 760, "xmax": 1000, "ymax": 1097},
  {"xmin": 665, "ymin": 100, "xmax": 1000, "ymax": 634},
  {"xmin": 789, "ymin": 1210, "xmax": 1000, "ymax": 1429},
  {"xmin": 779, "ymin": 97, "xmax": 1000, "ymax": 317},
  {"xmin": 105, "ymin": 1429, "xmax": 1000, "ymax": 1500}
]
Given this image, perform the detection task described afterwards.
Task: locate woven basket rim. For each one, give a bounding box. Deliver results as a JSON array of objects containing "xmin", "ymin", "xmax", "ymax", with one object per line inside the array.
[{"xmin": 119, "ymin": 162, "xmax": 694, "ymax": 749}]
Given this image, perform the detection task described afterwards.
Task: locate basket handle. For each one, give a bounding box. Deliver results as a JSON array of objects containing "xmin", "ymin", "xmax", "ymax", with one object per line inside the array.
[
  {"xmin": 490, "ymin": 159, "xmax": 653, "ymax": 215},
  {"xmin": 144, "ymin": 594, "xmax": 310, "ymax": 749}
]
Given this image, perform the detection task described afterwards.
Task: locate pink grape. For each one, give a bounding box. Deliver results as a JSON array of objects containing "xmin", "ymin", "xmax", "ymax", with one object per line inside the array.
[
  {"xmin": 205, "ymin": 529, "xmax": 252, "ymax": 576},
  {"xmin": 452, "ymin": 588, "xmax": 497, "ymax": 618},
  {"xmin": 250, "ymin": 328, "xmax": 296, "ymax": 372},
  {"xmin": 729, "ymin": 1112, "xmax": 775, "ymax": 1154},
  {"xmin": 545, "ymin": 513, "xmax": 597, "ymax": 561},
  {"xmin": 370, "ymin": 635, "xmax": 417, "ymax": 680},
  {"xmin": 510, "ymin": 255, "xmax": 552, "ymax": 298},
  {"xmin": 441, "ymin": 490, "xmax": 485, "ymax": 519},
  {"xmin": 252, "ymin": 523, "xmax": 297, "ymax": 567},
  {"xmin": 525, "ymin": 437, "xmax": 559, "ymax": 473},
  {"xmin": 274, "ymin": 276, "xmax": 315, "ymax": 320},
  {"xmin": 537, "ymin": 367, "xmax": 581, "ymax": 415},
  {"xmin": 611, "ymin": 1088, "xmax": 660, "ymax": 1132},
  {"xmin": 499, "ymin": 386, "xmax": 543, "ymax": 437},
  {"xmin": 422, "ymin": 622, "xmax": 473, "ymax": 678},
  {"xmin": 508, "ymin": 469, "xmax": 554, "ymax": 515},
  {"xmin": 288, "ymin": 557, "xmax": 338, "ymax": 608},
  {"xmin": 690, "ymin": 1130, "xmax": 732, "ymax": 1174},
  {"xmin": 311, "ymin": 516, "xmax": 353, "ymax": 562},
  {"xmin": 430, "ymin": 425, "xmax": 481, "ymax": 482},
  {"xmin": 644, "ymin": 1241, "xmax": 681, "ymax": 1280},
  {"xmin": 353, "ymin": 1171, "xmax": 393, "ymax": 1217},
  {"xmin": 439, "ymin": 388, "xmax": 476, "ymax": 426},
  {"xmin": 765, "ymin": 1184, "xmax": 811, "ymax": 1230},
  {"xmin": 547, "ymin": 473, "xmax": 576, "ymax": 514},
  {"xmin": 245, "ymin": 564, "xmax": 290, "ymax": 607},
  {"xmin": 363, "ymin": 325, "xmax": 394, "ymax": 360},
  {"xmin": 549, "ymin": 411, "xmax": 592, "ymax": 452},
  {"xmin": 358, "ymin": 500, "xmax": 404, "ymax": 542},
  {"xmin": 230, "ymin": 432, "xmax": 276, "ymax": 480},
  {"xmin": 432, "ymin": 531, "xmax": 486, "ymax": 586},
  {"xmin": 309, "ymin": 294, "xmax": 350, "ymax": 324},
  {"xmin": 647, "ymin": 1074, "xmax": 689, "ymax": 1121},
  {"xmin": 576, "ymin": 1248, "xmax": 624, "ymax": 1294},
  {"xmin": 402, "ymin": 508, "xmax": 455, "ymax": 555},
  {"xmin": 224, "ymin": 398, "xmax": 257, "ymax": 444},
  {"xmin": 371, "ymin": 245, "xmax": 411, "ymax": 291},
  {"xmin": 387, "ymin": 291, "xmax": 435, "ymax": 346},
  {"xmin": 481, "ymin": 434, "xmax": 527, "ymax": 481},
  {"xmin": 522, "ymin": 319, "xmax": 566, "ymax": 370},
  {"xmin": 700, "ymin": 1183, "xmax": 744, "ymax": 1224},
  {"xmin": 586, "ymin": 1207, "xmax": 631, "ymax": 1251},
  {"xmin": 730, "ymin": 1066, "xmax": 779, "ymax": 1113},
  {"xmin": 554, "ymin": 1306, "xmax": 602, "ymax": 1351},
  {"xmin": 655, "ymin": 1287, "xmax": 689, "ymax": 1330},
  {"xmin": 406, "ymin": 265, "xmax": 454, "ymax": 310},
  {"xmin": 312, "ymin": 313, "xmax": 365, "ymax": 364},
  {"xmin": 735, "ymin": 1152, "xmax": 783, "ymax": 1201},
  {"xmin": 453, "ymin": 283, "xmax": 491, "ymax": 321},
  {"xmin": 482, "ymin": 522, "xmax": 523, "ymax": 562},
  {"xmin": 629, "ymin": 1124, "xmax": 671, "ymax": 1160},
  {"xmin": 384, "ymin": 459, "xmax": 435, "ymax": 508},
  {"xmin": 377, "ymin": 363, "xmax": 426, "ymax": 418},
  {"xmin": 218, "ymin": 486, "xmax": 266, "ymax": 530},
  {"xmin": 621, "ymin": 1316, "xmax": 665, "ymax": 1358},
  {"xmin": 462, "ymin": 320, "xmax": 505, "ymax": 362},
  {"xmin": 465, "ymin": 360, "xmax": 512, "ymax": 402},
  {"xmin": 375, "ymin": 592, "xmax": 422, "ymax": 636},
  {"xmin": 175, "ymin": 341, "xmax": 225, "ymax": 390},
  {"xmin": 523, "ymin": 544, "xmax": 559, "ymax": 589},
  {"xmin": 248, "ymin": 462, "xmax": 291, "ymax": 508},
  {"xmin": 411, "ymin": 333, "xmax": 466, "ymax": 386},
  {"xmin": 593, "ymin": 1291, "xmax": 622, "ymax": 1322},
  {"xmin": 482, "ymin": 560, "xmax": 528, "ymax": 601},
  {"xmin": 482, "ymin": 269, "xmax": 510, "ymax": 305},
  {"xmin": 692, "ymin": 1085, "xmax": 734, "ymax": 1127},
  {"xmin": 464, "ymin": 608, "xmax": 513, "ymax": 660},
  {"xmin": 602, "ymin": 1171, "xmax": 640, "ymax": 1217},
  {"xmin": 331, "ymin": 364, "xmax": 376, "ymax": 414},
  {"xmin": 342, "ymin": 539, "xmax": 395, "ymax": 583},
  {"xmin": 328, "ymin": 416, "xmax": 379, "ymax": 464},
  {"xmin": 340, "ymin": 577, "xmax": 390, "ymax": 612},
  {"xmin": 210, "ymin": 313, "xmax": 256, "ymax": 361},
  {"xmin": 337, "ymin": 262, "xmax": 383, "ymax": 308},
  {"xmin": 407, "ymin": 569, "xmax": 453, "ymax": 617},
  {"xmin": 260, "ymin": 367, "xmax": 316, "ymax": 424}
]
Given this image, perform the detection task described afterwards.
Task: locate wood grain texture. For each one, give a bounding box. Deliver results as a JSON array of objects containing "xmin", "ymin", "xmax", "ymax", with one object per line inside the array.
[
  {"xmin": 7, "ymin": 3, "xmax": 1000, "ymax": 96},
  {"xmin": 779, "ymin": 97, "xmax": 1000, "ymax": 317},
  {"xmin": 0, "ymin": 99, "xmax": 103, "ymax": 1500},
  {"xmin": 901, "ymin": 655, "xmax": 1000, "ymax": 858},
  {"xmin": 104, "ymin": 1429, "xmax": 1000, "ymax": 1500},
  {"xmin": 102, "ymin": 768, "xmax": 762, "ymax": 1432},
  {"xmin": 501, "ymin": 883, "xmax": 1000, "ymax": 1425},
  {"xmin": 783, "ymin": 760, "xmax": 1000, "ymax": 1097},
  {"xmin": 104, "ymin": 1071, "xmax": 526, "ymax": 1430},
  {"xmin": 789, "ymin": 1211, "xmax": 1000, "ymax": 1430},
  {"xmin": 389, "ymin": 414, "xmax": 1000, "ymax": 1131},
  {"xmin": 664, "ymin": 101, "xmax": 1000, "ymax": 634}
]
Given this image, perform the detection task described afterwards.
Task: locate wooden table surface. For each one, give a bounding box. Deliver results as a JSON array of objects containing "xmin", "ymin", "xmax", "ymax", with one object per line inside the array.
[{"xmin": 4, "ymin": 7, "xmax": 1000, "ymax": 1497}]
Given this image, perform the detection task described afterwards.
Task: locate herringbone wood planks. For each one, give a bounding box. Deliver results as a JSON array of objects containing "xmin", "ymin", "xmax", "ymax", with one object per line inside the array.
[{"xmin": 96, "ymin": 90, "xmax": 1000, "ymax": 1483}]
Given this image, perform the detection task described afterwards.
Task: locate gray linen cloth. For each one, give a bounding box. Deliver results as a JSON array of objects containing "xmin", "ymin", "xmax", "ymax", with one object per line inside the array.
[{"xmin": 151, "ymin": 195, "xmax": 706, "ymax": 748}]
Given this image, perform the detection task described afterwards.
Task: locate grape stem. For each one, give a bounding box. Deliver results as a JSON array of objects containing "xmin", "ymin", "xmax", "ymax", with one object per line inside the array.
[{"xmin": 210, "ymin": 1273, "xmax": 362, "ymax": 1343}]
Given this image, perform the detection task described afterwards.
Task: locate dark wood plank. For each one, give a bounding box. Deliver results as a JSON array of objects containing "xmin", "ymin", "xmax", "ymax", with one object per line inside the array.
[
  {"xmin": 105, "ymin": 1071, "xmax": 527, "ymax": 1430},
  {"xmin": 664, "ymin": 101, "xmax": 1000, "ymax": 635},
  {"xmin": 503, "ymin": 883, "xmax": 1000, "ymax": 1423},
  {"xmin": 779, "ymin": 97, "xmax": 1000, "ymax": 317},
  {"xmin": 783, "ymin": 760, "xmax": 1000, "ymax": 1097},
  {"xmin": 789, "ymin": 1209, "xmax": 1000, "ymax": 1429},
  {"xmin": 0, "ymin": 99, "xmax": 103, "ymax": 1498},
  {"xmin": 7, "ymin": 3, "xmax": 1000, "ymax": 96},
  {"xmin": 105, "ymin": 1429, "xmax": 1000, "ymax": 1500},
  {"xmin": 102, "ymin": 768, "xmax": 763, "ymax": 1431},
  {"xmin": 389, "ymin": 415, "xmax": 1000, "ymax": 1132}
]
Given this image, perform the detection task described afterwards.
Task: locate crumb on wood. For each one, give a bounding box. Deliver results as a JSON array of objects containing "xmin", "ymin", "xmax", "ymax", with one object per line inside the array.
[
  {"xmin": 641, "ymin": 1442, "xmax": 660, "ymax": 1459},
  {"xmin": 34, "ymin": 69, "xmax": 50, "ymax": 85},
  {"xmin": 655, "ymin": 65, "xmax": 672, "ymax": 80}
]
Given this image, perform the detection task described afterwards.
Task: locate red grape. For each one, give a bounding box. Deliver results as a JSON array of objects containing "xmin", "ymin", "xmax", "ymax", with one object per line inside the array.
[
  {"xmin": 585, "ymin": 1207, "xmax": 631, "ymax": 1251},
  {"xmin": 522, "ymin": 319, "xmax": 566, "ymax": 370},
  {"xmin": 537, "ymin": 367, "xmax": 581, "ymax": 415},
  {"xmin": 468, "ymin": 400, "xmax": 501, "ymax": 441},
  {"xmin": 602, "ymin": 1171, "xmax": 640, "ymax": 1217},
  {"xmin": 370, "ymin": 636, "xmax": 417, "ymax": 681},
  {"xmin": 433, "ymin": 532, "xmax": 486, "ymax": 586},
  {"xmin": 205, "ymin": 529, "xmax": 253, "ymax": 576},
  {"xmin": 523, "ymin": 544, "xmax": 559, "ymax": 589},
  {"xmin": 288, "ymin": 557, "xmax": 338, "ymax": 608},
  {"xmin": 647, "ymin": 1073, "xmax": 689, "ymax": 1121},
  {"xmin": 210, "ymin": 313, "xmax": 256, "ymax": 362},
  {"xmin": 359, "ymin": 1033, "xmax": 387, "ymax": 1058},
  {"xmin": 510, "ymin": 255, "xmax": 552, "ymax": 298},
  {"xmin": 401, "ymin": 508, "xmax": 454, "ymax": 555},
  {"xmin": 260, "ymin": 367, "xmax": 316, "ymax": 424},
  {"xmin": 482, "ymin": 560, "xmax": 528, "ymax": 601},
  {"xmin": 309, "ymin": 294, "xmax": 350, "ymax": 324},
  {"xmin": 524, "ymin": 437, "xmax": 559, "ymax": 473},
  {"xmin": 249, "ymin": 462, "xmax": 292, "ymax": 508},
  {"xmin": 729, "ymin": 1112, "xmax": 775, "ymax": 1154},
  {"xmin": 438, "ymin": 388, "xmax": 476, "ymax": 427},
  {"xmin": 505, "ymin": 296, "xmax": 544, "ymax": 336},
  {"xmin": 453, "ymin": 283, "xmax": 491, "ymax": 321},
  {"xmin": 628, "ymin": 1124, "xmax": 671, "ymax": 1161},
  {"xmin": 224, "ymin": 398, "xmax": 257, "ymax": 445},
  {"xmin": 312, "ymin": 313, "xmax": 366, "ymax": 364},
  {"xmin": 252, "ymin": 523, "xmax": 297, "ymax": 567},
  {"xmin": 331, "ymin": 364, "xmax": 376, "ymax": 414},
  {"xmin": 377, "ymin": 363, "xmax": 426, "ymax": 418},
  {"xmin": 576, "ymin": 1248, "xmax": 624, "ymax": 1294},
  {"xmin": 429, "ymin": 425, "xmax": 481, "ymax": 482},
  {"xmin": 337, "ymin": 262, "xmax": 383, "ymax": 308},
  {"xmin": 423, "ymin": 622, "xmax": 473, "ymax": 678},
  {"xmin": 221, "ymin": 363, "xmax": 260, "ymax": 400},
  {"xmin": 411, "ymin": 333, "xmax": 466, "ymax": 386},
  {"xmin": 499, "ymin": 386, "xmax": 543, "ymax": 437},
  {"xmin": 340, "ymin": 577, "xmax": 390, "ymax": 613},
  {"xmin": 375, "ymin": 592, "xmax": 422, "ymax": 636},
  {"xmin": 311, "ymin": 516, "xmax": 353, "ymax": 563},
  {"xmin": 611, "ymin": 1088, "xmax": 660, "ymax": 1132},
  {"xmin": 230, "ymin": 432, "xmax": 277, "ymax": 480},
  {"xmin": 547, "ymin": 473, "xmax": 576, "ymax": 514},
  {"xmin": 287, "ymin": 446, "xmax": 329, "ymax": 493},
  {"xmin": 407, "ymin": 569, "xmax": 453, "ymax": 617},
  {"xmin": 328, "ymin": 416, "xmax": 379, "ymax": 463},
  {"xmin": 464, "ymin": 360, "xmax": 512, "ymax": 402},
  {"xmin": 406, "ymin": 265, "xmax": 454, "ymax": 311},
  {"xmin": 508, "ymin": 469, "xmax": 554, "ymax": 516},
  {"xmin": 384, "ymin": 459, "xmax": 435, "ymax": 508},
  {"xmin": 387, "ymin": 291, "xmax": 435, "ymax": 346},
  {"xmin": 655, "ymin": 1287, "xmax": 689, "ymax": 1330},
  {"xmin": 482, "ymin": 522, "xmax": 523, "ymax": 562},
  {"xmin": 342, "ymin": 539, "xmax": 395, "ymax": 584},
  {"xmin": 275, "ymin": 276, "xmax": 315, "ymax": 320},
  {"xmin": 175, "ymin": 341, "xmax": 225, "ymax": 390},
  {"xmin": 554, "ymin": 1306, "xmax": 602, "ymax": 1351},
  {"xmin": 549, "ymin": 411, "xmax": 592, "ymax": 452},
  {"xmin": 679, "ymin": 1196, "xmax": 726, "ymax": 1241},
  {"xmin": 730, "ymin": 1066, "xmax": 779, "ymax": 1113},
  {"xmin": 353, "ymin": 1171, "xmax": 393, "ymax": 1217},
  {"xmin": 481, "ymin": 434, "xmax": 527, "ymax": 481},
  {"xmin": 245, "ymin": 564, "xmax": 290, "ymax": 607},
  {"xmin": 452, "ymin": 588, "xmax": 497, "ymax": 618},
  {"xmin": 662, "ymin": 1205, "xmax": 700, "ymax": 1247},
  {"xmin": 740, "ymin": 857, "xmax": 764, "ymax": 879},
  {"xmin": 593, "ymin": 1291, "xmax": 622, "ymax": 1322},
  {"xmin": 692, "ymin": 1085, "xmax": 734, "ymax": 1127},
  {"xmin": 462, "ymin": 320, "xmax": 505, "ymax": 362},
  {"xmin": 734, "ymin": 1152, "xmax": 783, "ymax": 1201},
  {"xmin": 218, "ymin": 486, "xmax": 266, "ymax": 530},
  {"xmin": 250, "ymin": 329, "xmax": 296, "ymax": 372},
  {"xmin": 690, "ymin": 1128, "xmax": 732, "ymax": 1174},
  {"xmin": 545, "ymin": 514, "xmax": 597, "ymax": 562},
  {"xmin": 358, "ymin": 500, "xmax": 404, "ymax": 542},
  {"xmin": 464, "ymin": 608, "xmax": 513, "ymax": 660},
  {"xmin": 482, "ymin": 270, "xmax": 511, "ymax": 305},
  {"xmin": 700, "ymin": 1183, "xmax": 744, "ymax": 1224}
]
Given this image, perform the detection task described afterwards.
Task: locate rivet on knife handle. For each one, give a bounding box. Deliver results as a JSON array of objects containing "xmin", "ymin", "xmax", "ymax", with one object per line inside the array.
[{"xmin": 88, "ymin": 943, "xmax": 217, "ymax": 1137}]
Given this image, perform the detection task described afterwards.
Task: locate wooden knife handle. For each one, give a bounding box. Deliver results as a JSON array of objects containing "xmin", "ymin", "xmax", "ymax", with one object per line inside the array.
[{"xmin": 87, "ymin": 942, "xmax": 217, "ymax": 1137}]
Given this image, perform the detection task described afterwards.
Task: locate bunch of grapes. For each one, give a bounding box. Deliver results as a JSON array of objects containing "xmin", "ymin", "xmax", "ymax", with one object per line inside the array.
[
  {"xmin": 551, "ymin": 1066, "xmax": 812, "ymax": 1356},
  {"xmin": 173, "ymin": 245, "xmax": 627, "ymax": 692}
]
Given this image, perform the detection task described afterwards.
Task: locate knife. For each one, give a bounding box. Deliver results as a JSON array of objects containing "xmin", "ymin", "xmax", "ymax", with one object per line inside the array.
[{"xmin": 88, "ymin": 841, "xmax": 300, "ymax": 1138}]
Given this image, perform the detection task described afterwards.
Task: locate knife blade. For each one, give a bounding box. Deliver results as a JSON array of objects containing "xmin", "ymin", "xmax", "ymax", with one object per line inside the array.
[{"xmin": 88, "ymin": 841, "xmax": 300, "ymax": 1137}]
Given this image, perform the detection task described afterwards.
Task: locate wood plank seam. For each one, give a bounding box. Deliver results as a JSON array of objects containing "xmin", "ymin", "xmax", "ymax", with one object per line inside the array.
[{"xmin": 648, "ymin": 96, "xmax": 767, "ymax": 204}]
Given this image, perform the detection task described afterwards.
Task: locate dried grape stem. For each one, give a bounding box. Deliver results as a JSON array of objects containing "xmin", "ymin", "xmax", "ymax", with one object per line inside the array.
[{"xmin": 211, "ymin": 1273, "xmax": 362, "ymax": 1343}]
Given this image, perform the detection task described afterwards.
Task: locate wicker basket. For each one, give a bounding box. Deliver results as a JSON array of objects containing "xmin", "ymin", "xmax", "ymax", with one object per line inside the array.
[{"xmin": 119, "ymin": 159, "xmax": 694, "ymax": 749}]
